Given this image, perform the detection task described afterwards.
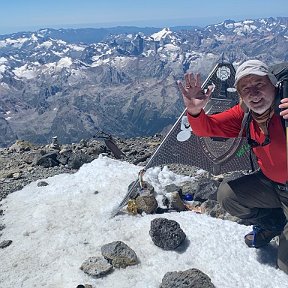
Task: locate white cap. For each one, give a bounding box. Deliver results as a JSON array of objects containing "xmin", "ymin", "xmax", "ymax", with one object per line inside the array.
[{"xmin": 235, "ymin": 60, "xmax": 277, "ymax": 87}]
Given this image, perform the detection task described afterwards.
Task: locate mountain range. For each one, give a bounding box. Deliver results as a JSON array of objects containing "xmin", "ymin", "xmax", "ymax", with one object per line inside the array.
[{"xmin": 0, "ymin": 16, "xmax": 287, "ymax": 147}]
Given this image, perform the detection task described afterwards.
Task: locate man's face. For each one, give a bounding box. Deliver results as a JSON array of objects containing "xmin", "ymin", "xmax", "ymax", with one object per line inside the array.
[{"xmin": 237, "ymin": 75, "xmax": 276, "ymax": 114}]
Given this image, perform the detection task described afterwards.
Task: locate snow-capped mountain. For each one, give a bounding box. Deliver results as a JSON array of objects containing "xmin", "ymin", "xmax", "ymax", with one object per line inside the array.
[{"xmin": 0, "ymin": 17, "xmax": 287, "ymax": 147}]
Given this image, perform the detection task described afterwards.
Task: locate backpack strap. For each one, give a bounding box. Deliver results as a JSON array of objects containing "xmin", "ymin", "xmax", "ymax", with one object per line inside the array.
[
  {"xmin": 238, "ymin": 109, "xmax": 256, "ymax": 171},
  {"xmin": 244, "ymin": 112, "xmax": 257, "ymax": 171},
  {"xmin": 238, "ymin": 110, "xmax": 251, "ymax": 138}
]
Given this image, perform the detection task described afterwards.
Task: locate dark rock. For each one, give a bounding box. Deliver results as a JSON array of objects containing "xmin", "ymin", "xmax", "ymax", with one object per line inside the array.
[
  {"xmin": 149, "ymin": 218, "xmax": 186, "ymax": 250},
  {"xmin": 193, "ymin": 178, "xmax": 219, "ymax": 202},
  {"xmin": 167, "ymin": 192, "xmax": 187, "ymax": 212},
  {"xmin": 9, "ymin": 140, "xmax": 34, "ymax": 152},
  {"xmin": 127, "ymin": 179, "xmax": 155, "ymax": 200},
  {"xmin": 200, "ymin": 200, "xmax": 227, "ymax": 218},
  {"xmin": 22, "ymin": 152, "xmax": 39, "ymax": 164},
  {"xmin": 164, "ymin": 184, "xmax": 181, "ymax": 193},
  {"xmin": 101, "ymin": 241, "xmax": 138, "ymax": 268},
  {"xmin": 162, "ymin": 195, "xmax": 170, "ymax": 208},
  {"xmin": 35, "ymin": 152, "xmax": 60, "ymax": 168},
  {"xmin": 0, "ymin": 240, "xmax": 12, "ymax": 249},
  {"xmin": 56, "ymin": 150, "xmax": 71, "ymax": 165},
  {"xmin": 133, "ymin": 153, "xmax": 152, "ymax": 165},
  {"xmin": 178, "ymin": 181, "xmax": 195, "ymax": 195},
  {"xmin": 37, "ymin": 181, "xmax": 49, "ymax": 187},
  {"xmin": 160, "ymin": 268, "xmax": 215, "ymax": 288},
  {"xmin": 67, "ymin": 152, "xmax": 93, "ymax": 169},
  {"xmin": 80, "ymin": 256, "xmax": 113, "ymax": 277},
  {"xmin": 135, "ymin": 195, "xmax": 158, "ymax": 214}
]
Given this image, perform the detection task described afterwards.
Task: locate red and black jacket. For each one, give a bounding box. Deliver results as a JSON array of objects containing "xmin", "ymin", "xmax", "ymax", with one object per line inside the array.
[{"xmin": 187, "ymin": 104, "xmax": 286, "ymax": 184}]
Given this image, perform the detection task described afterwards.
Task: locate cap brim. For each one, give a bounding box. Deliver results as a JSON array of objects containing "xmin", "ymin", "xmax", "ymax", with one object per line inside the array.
[{"xmin": 235, "ymin": 71, "xmax": 268, "ymax": 86}]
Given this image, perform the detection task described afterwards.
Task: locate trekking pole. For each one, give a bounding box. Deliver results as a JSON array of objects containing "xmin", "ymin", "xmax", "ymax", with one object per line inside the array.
[
  {"xmin": 284, "ymin": 81, "xmax": 288, "ymax": 188},
  {"xmin": 281, "ymin": 80, "xmax": 288, "ymax": 187},
  {"xmin": 286, "ymin": 121, "xmax": 288, "ymax": 187}
]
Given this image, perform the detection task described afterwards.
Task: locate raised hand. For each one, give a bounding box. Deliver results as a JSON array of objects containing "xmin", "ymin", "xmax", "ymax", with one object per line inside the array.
[{"xmin": 177, "ymin": 73, "xmax": 214, "ymax": 116}]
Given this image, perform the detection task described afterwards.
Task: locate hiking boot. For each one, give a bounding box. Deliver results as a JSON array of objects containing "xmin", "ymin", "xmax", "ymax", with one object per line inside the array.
[{"xmin": 244, "ymin": 225, "xmax": 282, "ymax": 248}]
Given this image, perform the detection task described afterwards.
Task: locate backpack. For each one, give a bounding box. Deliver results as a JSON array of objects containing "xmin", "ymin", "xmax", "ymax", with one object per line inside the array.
[{"xmin": 239, "ymin": 62, "xmax": 288, "ymax": 170}]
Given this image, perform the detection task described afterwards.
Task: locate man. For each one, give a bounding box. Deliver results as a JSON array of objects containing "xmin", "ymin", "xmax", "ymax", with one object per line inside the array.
[{"xmin": 178, "ymin": 60, "xmax": 288, "ymax": 274}]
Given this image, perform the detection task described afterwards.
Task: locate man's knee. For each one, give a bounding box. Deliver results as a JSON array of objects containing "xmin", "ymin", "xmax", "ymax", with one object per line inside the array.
[
  {"xmin": 278, "ymin": 258, "xmax": 288, "ymax": 274},
  {"xmin": 217, "ymin": 182, "xmax": 235, "ymax": 209},
  {"xmin": 217, "ymin": 180, "xmax": 267, "ymax": 219}
]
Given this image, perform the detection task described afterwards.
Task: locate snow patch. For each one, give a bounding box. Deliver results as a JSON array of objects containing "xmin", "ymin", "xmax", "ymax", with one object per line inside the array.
[
  {"xmin": 68, "ymin": 44, "xmax": 85, "ymax": 51},
  {"xmin": 0, "ymin": 82, "xmax": 9, "ymax": 89},
  {"xmin": 0, "ymin": 64, "xmax": 6, "ymax": 73},
  {"xmin": 39, "ymin": 41, "xmax": 53, "ymax": 49},
  {"xmin": 112, "ymin": 56, "xmax": 134, "ymax": 69},
  {"xmin": 150, "ymin": 28, "xmax": 172, "ymax": 41},
  {"xmin": 57, "ymin": 57, "xmax": 72, "ymax": 68},
  {"xmin": 13, "ymin": 64, "xmax": 37, "ymax": 79},
  {"xmin": 31, "ymin": 34, "xmax": 38, "ymax": 41},
  {"xmin": 0, "ymin": 57, "xmax": 8, "ymax": 64}
]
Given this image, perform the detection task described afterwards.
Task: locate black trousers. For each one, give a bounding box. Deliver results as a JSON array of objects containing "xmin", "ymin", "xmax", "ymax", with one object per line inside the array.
[{"xmin": 217, "ymin": 170, "xmax": 288, "ymax": 274}]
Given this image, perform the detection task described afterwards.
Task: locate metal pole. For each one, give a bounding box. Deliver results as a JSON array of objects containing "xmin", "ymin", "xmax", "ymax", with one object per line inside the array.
[
  {"xmin": 283, "ymin": 81, "xmax": 288, "ymax": 186},
  {"xmin": 286, "ymin": 126, "xmax": 288, "ymax": 185}
]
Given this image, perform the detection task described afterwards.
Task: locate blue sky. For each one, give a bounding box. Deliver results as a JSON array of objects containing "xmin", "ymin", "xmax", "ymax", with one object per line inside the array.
[{"xmin": 0, "ymin": 0, "xmax": 287, "ymax": 34}]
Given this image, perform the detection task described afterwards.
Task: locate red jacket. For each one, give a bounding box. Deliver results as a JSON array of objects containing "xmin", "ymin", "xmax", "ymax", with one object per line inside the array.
[{"xmin": 187, "ymin": 104, "xmax": 286, "ymax": 184}]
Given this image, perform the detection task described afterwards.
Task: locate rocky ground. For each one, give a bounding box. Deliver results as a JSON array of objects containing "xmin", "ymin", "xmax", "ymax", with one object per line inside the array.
[
  {"xmin": 0, "ymin": 135, "xmax": 166, "ymax": 202},
  {"xmin": 1, "ymin": 134, "xmax": 199, "ymax": 201}
]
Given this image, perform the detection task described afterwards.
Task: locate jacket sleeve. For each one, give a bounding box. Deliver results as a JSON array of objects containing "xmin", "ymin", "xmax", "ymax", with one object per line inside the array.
[{"xmin": 187, "ymin": 104, "xmax": 244, "ymax": 138}]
